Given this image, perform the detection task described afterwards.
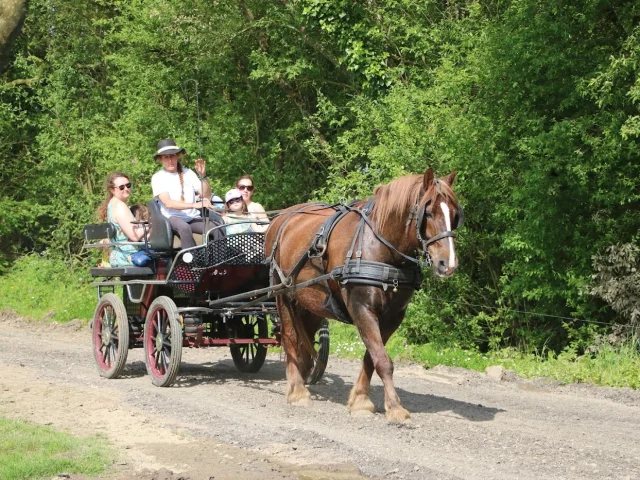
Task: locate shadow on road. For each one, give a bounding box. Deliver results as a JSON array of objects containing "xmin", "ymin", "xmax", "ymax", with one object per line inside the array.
[{"xmin": 139, "ymin": 359, "xmax": 504, "ymax": 422}]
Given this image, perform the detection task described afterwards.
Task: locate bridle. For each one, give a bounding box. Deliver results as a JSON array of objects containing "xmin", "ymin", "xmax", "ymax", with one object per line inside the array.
[{"xmin": 407, "ymin": 184, "xmax": 464, "ymax": 267}]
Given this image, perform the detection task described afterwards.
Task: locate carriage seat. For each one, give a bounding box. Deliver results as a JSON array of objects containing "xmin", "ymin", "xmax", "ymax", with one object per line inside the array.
[
  {"xmin": 146, "ymin": 198, "xmax": 202, "ymax": 251},
  {"xmin": 82, "ymin": 224, "xmax": 155, "ymax": 276}
]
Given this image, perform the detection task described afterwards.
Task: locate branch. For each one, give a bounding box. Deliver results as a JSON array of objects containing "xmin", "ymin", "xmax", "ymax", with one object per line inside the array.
[{"xmin": 2, "ymin": 76, "xmax": 39, "ymax": 87}]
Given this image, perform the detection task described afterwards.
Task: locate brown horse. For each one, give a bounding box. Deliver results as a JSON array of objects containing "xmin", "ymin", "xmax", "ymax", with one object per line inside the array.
[{"xmin": 265, "ymin": 168, "xmax": 462, "ymax": 421}]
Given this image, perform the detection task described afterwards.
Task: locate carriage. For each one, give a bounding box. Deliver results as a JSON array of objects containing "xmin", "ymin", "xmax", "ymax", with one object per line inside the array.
[
  {"xmin": 85, "ymin": 168, "xmax": 463, "ymax": 421},
  {"xmin": 83, "ymin": 199, "xmax": 329, "ymax": 387}
]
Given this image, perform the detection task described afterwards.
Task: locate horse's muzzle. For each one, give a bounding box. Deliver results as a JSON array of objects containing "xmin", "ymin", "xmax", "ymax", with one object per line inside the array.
[{"xmin": 435, "ymin": 258, "xmax": 458, "ymax": 278}]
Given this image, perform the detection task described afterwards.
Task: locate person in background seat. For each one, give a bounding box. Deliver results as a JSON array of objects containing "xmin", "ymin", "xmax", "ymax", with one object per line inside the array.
[
  {"xmin": 151, "ymin": 138, "xmax": 218, "ymax": 249},
  {"xmin": 222, "ymin": 188, "xmax": 254, "ymax": 235},
  {"xmin": 235, "ymin": 175, "xmax": 269, "ymax": 233},
  {"xmin": 96, "ymin": 172, "xmax": 148, "ymax": 266}
]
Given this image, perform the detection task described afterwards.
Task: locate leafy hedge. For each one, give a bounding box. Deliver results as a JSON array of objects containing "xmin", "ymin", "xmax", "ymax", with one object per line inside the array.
[{"xmin": 1, "ymin": 0, "xmax": 639, "ymax": 351}]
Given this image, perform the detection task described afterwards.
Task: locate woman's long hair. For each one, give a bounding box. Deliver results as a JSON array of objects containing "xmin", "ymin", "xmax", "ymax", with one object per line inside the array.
[
  {"xmin": 177, "ymin": 161, "xmax": 185, "ymax": 201},
  {"xmin": 96, "ymin": 172, "xmax": 130, "ymax": 221}
]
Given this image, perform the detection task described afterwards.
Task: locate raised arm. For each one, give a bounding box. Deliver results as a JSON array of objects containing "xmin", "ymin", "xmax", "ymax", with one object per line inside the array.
[{"xmin": 193, "ymin": 158, "xmax": 212, "ymax": 199}]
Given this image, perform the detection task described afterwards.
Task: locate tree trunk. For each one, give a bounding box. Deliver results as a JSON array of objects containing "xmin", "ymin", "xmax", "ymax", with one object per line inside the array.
[{"xmin": 0, "ymin": 0, "xmax": 29, "ymax": 75}]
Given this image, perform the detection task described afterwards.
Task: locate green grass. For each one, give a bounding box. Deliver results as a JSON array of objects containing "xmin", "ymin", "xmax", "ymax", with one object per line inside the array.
[
  {"xmin": 0, "ymin": 418, "xmax": 114, "ymax": 480},
  {"xmin": 0, "ymin": 254, "xmax": 95, "ymax": 323},
  {"xmin": 329, "ymin": 323, "xmax": 640, "ymax": 389}
]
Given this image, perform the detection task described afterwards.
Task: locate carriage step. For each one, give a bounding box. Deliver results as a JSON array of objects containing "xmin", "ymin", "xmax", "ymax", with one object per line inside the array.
[{"xmin": 90, "ymin": 266, "xmax": 155, "ymax": 277}]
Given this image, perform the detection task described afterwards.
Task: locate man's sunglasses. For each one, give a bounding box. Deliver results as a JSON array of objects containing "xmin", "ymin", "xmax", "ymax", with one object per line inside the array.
[
  {"xmin": 237, "ymin": 185, "xmax": 254, "ymax": 191},
  {"xmin": 114, "ymin": 183, "xmax": 132, "ymax": 191}
]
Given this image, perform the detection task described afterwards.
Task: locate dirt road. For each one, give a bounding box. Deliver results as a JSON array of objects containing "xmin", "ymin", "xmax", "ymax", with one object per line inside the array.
[{"xmin": 1, "ymin": 313, "xmax": 639, "ymax": 480}]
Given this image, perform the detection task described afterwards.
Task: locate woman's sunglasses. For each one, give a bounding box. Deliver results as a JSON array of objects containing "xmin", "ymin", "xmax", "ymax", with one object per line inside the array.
[
  {"xmin": 237, "ymin": 184, "xmax": 254, "ymax": 191},
  {"xmin": 114, "ymin": 183, "xmax": 132, "ymax": 191}
]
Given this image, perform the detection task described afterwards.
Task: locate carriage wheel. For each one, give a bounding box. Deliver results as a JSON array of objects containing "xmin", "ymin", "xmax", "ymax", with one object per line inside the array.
[
  {"xmin": 230, "ymin": 315, "xmax": 268, "ymax": 373},
  {"xmin": 306, "ymin": 318, "xmax": 330, "ymax": 385},
  {"xmin": 143, "ymin": 296, "xmax": 183, "ymax": 387},
  {"xmin": 92, "ymin": 293, "xmax": 129, "ymax": 379}
]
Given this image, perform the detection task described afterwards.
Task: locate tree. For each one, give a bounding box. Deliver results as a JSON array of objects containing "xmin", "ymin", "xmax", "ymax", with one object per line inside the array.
[{"xmin": 0, "ymin": 0, "xmax": 28, "ymax": 74}]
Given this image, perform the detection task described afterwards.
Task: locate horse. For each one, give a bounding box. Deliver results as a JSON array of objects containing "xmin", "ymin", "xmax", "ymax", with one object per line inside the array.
[{"xmin": 264, "ymin": 168, "xmax": 462, "ymax": 421}]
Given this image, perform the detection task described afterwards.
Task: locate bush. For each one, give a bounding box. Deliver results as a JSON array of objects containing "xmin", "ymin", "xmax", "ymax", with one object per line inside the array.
[{"xmin": 591, "ymin": 243, "xmax": 640, "ymax": 327}]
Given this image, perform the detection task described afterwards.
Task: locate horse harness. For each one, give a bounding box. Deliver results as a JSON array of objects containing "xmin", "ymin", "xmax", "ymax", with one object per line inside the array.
[{"xmin": 267, "ymin": 194, "xmax": 462, "ymax": 324}]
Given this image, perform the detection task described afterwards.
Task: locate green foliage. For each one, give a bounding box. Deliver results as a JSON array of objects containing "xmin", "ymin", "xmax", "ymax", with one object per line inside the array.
[
  {"xmin": 0, "ymin": 254, "xmax": 95, "ymax": 322},
  {"xmin": 0, "ymin": 418, "xmax": 114, "ymax": 480},
  {"xmin": 591, "ymin": 243, "xmax": 640, "ymax": 325},
  {"xmin": 1, "ymin": 0, "xmax": 639, "ymax": 355}
]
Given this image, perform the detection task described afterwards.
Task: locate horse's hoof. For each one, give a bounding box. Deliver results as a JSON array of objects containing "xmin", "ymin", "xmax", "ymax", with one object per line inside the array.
[
  {"xmin": 348, "ymin": 395, "xmax": 375, "ymax": 415},
  {"xmin": 287, "ymin": 388, "xmax": 312, "ymax": 406},
  {"xmin": 350, "ymin": 409, "xmax": 374, "ymax": 418},
  {"xmin": 386, "ymin": 407, "xmax": 411, "ymax": 423},
  {"xmin": 289, "ymin": 396, "xmax": 312, "ymax": 407}
]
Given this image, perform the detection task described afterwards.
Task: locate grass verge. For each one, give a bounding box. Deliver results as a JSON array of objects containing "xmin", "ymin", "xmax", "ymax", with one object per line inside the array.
[
  {"xmin": 329, "ymin": 323, "xmax": 640, "ymax": 389},
  {"xmin": 0, "ymin": 418, "xmax": 114, "ymax": 480},
  {"xmin": 0, "ymin": 253, "xmax": 95, "ymax": 323}
]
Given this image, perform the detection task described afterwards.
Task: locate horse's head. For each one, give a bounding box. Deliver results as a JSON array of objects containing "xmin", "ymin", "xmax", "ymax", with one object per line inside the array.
[{"xmin": 417, "ymin": 168, "xmax": 463, "ymax": 277}]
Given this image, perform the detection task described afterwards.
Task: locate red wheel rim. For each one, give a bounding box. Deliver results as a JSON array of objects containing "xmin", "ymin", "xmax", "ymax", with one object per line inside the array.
[
  {"xmin": 145, "ymin": 307, "xmax": 172, "ymax": 377},
  {"xmin": 94, "ymin": 303, "xmax": 119, "ymax": 372}
]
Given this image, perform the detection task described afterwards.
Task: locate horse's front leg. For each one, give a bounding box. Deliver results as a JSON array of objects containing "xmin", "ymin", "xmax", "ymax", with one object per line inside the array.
[
  {"xmin": 348, "ymin": 351, "xmax": 376, "ymax": 416},
  {"xmin": 278, "ymin": 296, "xmax": 312, "ymax": 406},
  {"xmin": 349, "ymin": 305, "xmax": 409, "ymax": 422}
]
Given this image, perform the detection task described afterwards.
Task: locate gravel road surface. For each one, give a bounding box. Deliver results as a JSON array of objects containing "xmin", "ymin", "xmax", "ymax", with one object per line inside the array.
[{"xmin": 1, "ymin": 313, "xmax": 639, "ymax": 480}]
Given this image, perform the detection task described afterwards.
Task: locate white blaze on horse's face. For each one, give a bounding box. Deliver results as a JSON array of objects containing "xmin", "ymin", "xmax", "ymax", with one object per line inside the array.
[{"xmin": 439, "ymin": 201, "xmax": 456, "ymax": 269}]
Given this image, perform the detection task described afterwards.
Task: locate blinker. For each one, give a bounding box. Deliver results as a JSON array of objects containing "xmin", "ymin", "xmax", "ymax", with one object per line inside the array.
[{"xmin": 453, "ymin": 205, "xmax": 464, "ymax": 229}]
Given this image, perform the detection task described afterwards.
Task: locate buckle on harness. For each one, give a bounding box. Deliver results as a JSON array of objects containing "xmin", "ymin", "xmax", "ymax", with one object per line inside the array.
[{"xmin": 309, "ymin": 243, "xmax": 327, "ymax": 258}]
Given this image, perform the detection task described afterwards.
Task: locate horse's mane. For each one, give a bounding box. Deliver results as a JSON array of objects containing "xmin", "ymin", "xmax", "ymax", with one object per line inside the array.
[{"xmin": 370, "ymin": 173, "xmax": 458, "ymax": 232}]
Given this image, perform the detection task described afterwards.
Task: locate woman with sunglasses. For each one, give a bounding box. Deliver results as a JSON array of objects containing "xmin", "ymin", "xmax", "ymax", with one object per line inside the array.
[
  {"xmin": 96, "ymin": 172, "xmax": 148, "ymax": 266},
  {"xmin": 235, "ymin": 175, "xmax": 269, "ymax": 233}
]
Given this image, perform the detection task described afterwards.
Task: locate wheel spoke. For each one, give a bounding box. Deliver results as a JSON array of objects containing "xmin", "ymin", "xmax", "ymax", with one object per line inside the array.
[
  {"xmin": 160, "ymin": 351, "xmax": 169, "ymax": 371},
  {"xmin": 105, "ymin": 343, "xmax": 112, "ymax": 365},
  {"xmin": 108, "ymin": 344, "xmax": 117, "ymax": 366},
  {"xmin": 156, "ymin": 311, "xmax": 164, "ymax": 334}
]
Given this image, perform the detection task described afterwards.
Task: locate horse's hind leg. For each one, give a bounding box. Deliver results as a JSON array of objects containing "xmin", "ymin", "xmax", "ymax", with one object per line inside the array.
[
  {"xmin": 278, "ymin": 296, "xmax": 312, "ymax": 406},
  {"xmin": 349, "ymin": 306, "xmax": 409, "ymax": 422}
]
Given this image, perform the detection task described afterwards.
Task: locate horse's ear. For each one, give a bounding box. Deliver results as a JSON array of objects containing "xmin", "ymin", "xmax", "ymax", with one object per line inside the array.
[
  {"xmin": 443, "ymin": 169, "xmax": 457, "ymax": 187},
  {"xmin": 423, "ymin": 168, "xmax": 435, "ymax": 189}
]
